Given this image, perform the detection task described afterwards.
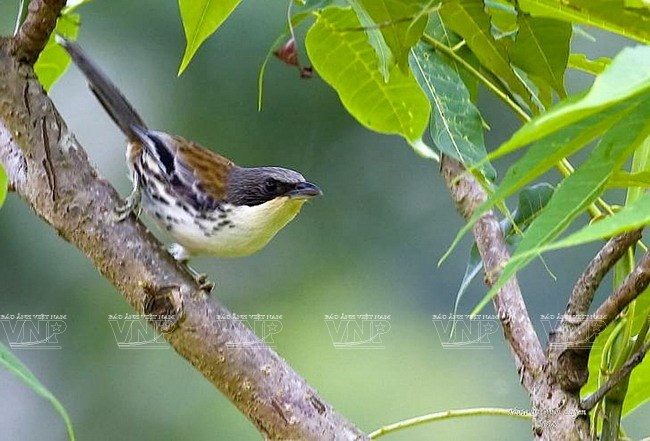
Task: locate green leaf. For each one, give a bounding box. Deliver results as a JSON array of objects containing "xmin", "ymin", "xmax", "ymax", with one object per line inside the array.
[
  {"xmin": 621, "ymin": 332, "xmax": 650, "ymax": 415},
  {"xmin": 490, "ymin": 45, "xmax": 650, "ymax": 160},
  {"xmin": 0, "ymin": 163, "xmax": 7, "ymax": 208},
  {"xmin": 509, "ymin": 15, "xmax": 571, "ymax": 98},
  {"xmin": 357, "ymin": 0, "xmax": 429, "ymax": 71},
  {"xmin": 442, "ymin": 99, "xmax": 633, "ymax": 266},
  {"xmin": 583, "ymin": 285, "xmax": 650, "ymax": 418},
  {"xmin": 451, "ymin": 244, "xmax": 482, "ymax": 328},
  {"xmin": 410, "ymin": 42, "xmax": 494, "ymax": 177},
  {"xmin": 514, "ymin": 181, "xmax": 650, "ymax": 257},
  {"xmin": 608, "ymin": 170, "xmax": 650, "ymax": 189},
  {"xmin": 452, "ymin": 183, "xmax": 553, "ymax": 330},
  {"xmin": 626, "ymin": 132, "xmax": 650, "ymax": 204},
  {"xmin": 568, "ymin": 53, "xmax": 611, "ymax": 75},
  {"xmin": 425, "ymin": 12, "xmax": 481, "ymax": 101},
  {"xmin": 305, "ymin": 7, "xmax": 431, "ymax": 142},
  {"xmin": 472, "ymin": 99, "xmax": 650, "ymax": 315},
  {"xmin": 439, "ymin": 0, "xmax": 534, "ymax": 110},
  {"xmin": 349, "ymin": 0, "xmax": 393, "ymax": 82},
  {"xmin": 34, "ymin": 13, "xmax": 80, "ymax": 91},
  {"xmin": 506, "ymin": 183, "xmax": 555, "ymax": 235},
  {"xmin": 0, "ymin": 342, "xmax": 75, "ymax": 440},
  {"xmin": 178, "ymin": 0, "xmax": 243, "ymax": 74},
  {"xmin": 484, "ymin": 0, "xmax": 518, "ymax": 37},
  {"xmin": 519, "ymin": 0, "xmax": 650, "ymax": 44},
  {"xmin": 624, "ymin": 0, "xmax": 650, "ymax": 8}
]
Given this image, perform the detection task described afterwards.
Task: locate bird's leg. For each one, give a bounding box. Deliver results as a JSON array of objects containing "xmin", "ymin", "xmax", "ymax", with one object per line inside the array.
[
  {"xmin": 168, "ymin": 244, "xmax": 215, "ymax": 293},
  {"xmin": 113, "ymin": 175, "xmax": 142, "ymax": 221}
]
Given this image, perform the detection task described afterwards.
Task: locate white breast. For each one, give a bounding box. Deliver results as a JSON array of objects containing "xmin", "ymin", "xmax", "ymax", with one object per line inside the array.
[{"xmin": 144, "ymin": 195, "xmax": 308, "ymax": 258}]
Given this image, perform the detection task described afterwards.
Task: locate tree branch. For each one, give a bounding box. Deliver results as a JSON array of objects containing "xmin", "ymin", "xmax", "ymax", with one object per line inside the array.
[
  {"xmin": 440, "ymin": 156, "xmax": 545, "ymax": 390},
  {"xmin": 12, "ymin": 0, "xmax": 66, "ymax": 64},
  {"xmin": 0, "ymin": 41, "xmax": 367, "ymax": 440},
  {"xmin": 440, "ymin": 157, "xmax": 594, "ymax": 439},
  {"xmin": 564, "ymin": 230, "xmax": 641, "ymax": 322},
  {"xmin": 580, "ymin": 340, "xmax": 650, "ymax": 411},
  {"xmin": 573, "ymin": 252, "xmax": 650, "ymax": 345}
]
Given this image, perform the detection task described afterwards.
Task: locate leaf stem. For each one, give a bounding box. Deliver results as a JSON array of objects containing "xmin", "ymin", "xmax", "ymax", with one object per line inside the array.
[{"xmin": 368, "ymin": 407, "xmax": 530, "ymax": 439}]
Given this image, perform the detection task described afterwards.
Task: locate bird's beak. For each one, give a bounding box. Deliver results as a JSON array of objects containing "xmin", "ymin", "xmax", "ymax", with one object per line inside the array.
[{"xmin": 287, "ymin": 181, "xmax": 322, "ymax": 199}]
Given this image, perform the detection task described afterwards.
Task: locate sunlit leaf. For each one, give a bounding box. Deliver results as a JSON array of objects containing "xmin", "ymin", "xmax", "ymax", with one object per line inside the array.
[
  {"xmin": 520, "ymin": 0, "xmax": 650, "ymax": 44},
  {"xmin": 522, "ymin": 191, "xmax": 650, "ymax": 257},
  {"xmin": 568, "ymin": 53, "xmax": 610, "ymax": 75},
  {"xmin": 305, "ymin": 7, "xmax": 430, "ymax": 142},
  {"xmin": 34, "ymin": 13, "xmax": 80, "ymax": 91},
  {"xmin": 410, "ymin": 42, "xmax": 494, "ymax": 177},
  {"xmin": 178, "ymin": 0, "xmax": 243, "ymax": 74},
  {"xmin": 349, "ymin": 0, "xmax": 393, "ymax": 81},
  {"xmin": 608, "ymin": 170, "xmax": 650, "ymax": 189},
  {"xmin": 472, "ymin": 99, "xmax": 650, "ymax": 315},
  {"xmin": 489, "ymin": 45, "xmax": 650, "ymax": 160},
  {"xmin": 0, "ymin": 163, "xmax": 7, "ymax": 208},
  {"xmin": 0, "ymin": 342, "xmax": 75, "ymax": 440}
]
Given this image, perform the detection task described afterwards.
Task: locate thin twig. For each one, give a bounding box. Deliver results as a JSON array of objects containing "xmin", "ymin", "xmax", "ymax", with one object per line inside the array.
[
  {"xmin": 581, "ymin": 340, "xmax": 650, "ymax": 410},
  {"xmin": 368, "ymin": 407, "xmax": 530, "ymax": 439}
]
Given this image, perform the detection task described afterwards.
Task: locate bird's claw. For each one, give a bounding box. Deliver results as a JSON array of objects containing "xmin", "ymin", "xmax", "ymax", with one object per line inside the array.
[{"xmin": 196, "ymin": 274, "xmax": 215, "ymax": 293}]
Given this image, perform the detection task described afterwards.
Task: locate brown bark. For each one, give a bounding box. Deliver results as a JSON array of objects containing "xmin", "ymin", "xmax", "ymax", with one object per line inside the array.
[
  {"xmin": 440, "ymin": 156, "xmax": 589, "ymax": 440},
  {"xmin": 1, "ymin": 18, "xmax": 366, "ymax": 441}
]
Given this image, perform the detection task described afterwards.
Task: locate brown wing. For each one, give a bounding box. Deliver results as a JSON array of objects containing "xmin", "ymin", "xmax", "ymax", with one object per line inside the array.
[
  {"xmin": 173, "ymin": 135, "xmax": 234, "ymax": 201},
  {"xmin": 131, "ymin": 127, "xmax": 235, "ymax": 208}
]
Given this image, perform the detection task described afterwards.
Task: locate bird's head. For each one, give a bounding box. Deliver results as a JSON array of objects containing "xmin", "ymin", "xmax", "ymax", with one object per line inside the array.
[{"xmin": 226, "ymin": 167, "xmax": 322, "ymax": 207}]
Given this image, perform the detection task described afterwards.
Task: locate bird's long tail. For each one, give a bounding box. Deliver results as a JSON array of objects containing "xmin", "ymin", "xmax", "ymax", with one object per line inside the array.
[{"xmin": 56, "ymin": 36, "xmax": 146, "ymax": 140}]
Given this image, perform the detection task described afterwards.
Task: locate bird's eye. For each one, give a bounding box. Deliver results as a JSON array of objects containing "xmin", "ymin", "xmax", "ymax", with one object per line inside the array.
[{"xmin": 264, "ymin": 179, "xmax": 278, "ymax": 193}]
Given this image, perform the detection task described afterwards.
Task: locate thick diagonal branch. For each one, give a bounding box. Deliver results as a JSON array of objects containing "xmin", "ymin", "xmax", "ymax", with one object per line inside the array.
[
  {"xmin": 0, "ymin": 42, "xmax": 366, "ymax": 441},
  {"xmin": 574, "ymin": 252, "xmax": 650, "ymax": 345},
  {"xmin": 440, "ymin": 157, "xmax": 544, "ymax": 390},
  {"xmin": 564, "ymin": 230, "xmax": 641, "ymax": 322}
]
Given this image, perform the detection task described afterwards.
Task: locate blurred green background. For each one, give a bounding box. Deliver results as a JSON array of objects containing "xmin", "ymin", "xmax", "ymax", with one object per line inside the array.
[{"xmin": 0, "ymin": 1, "xmax": 648, "ymax": 440}]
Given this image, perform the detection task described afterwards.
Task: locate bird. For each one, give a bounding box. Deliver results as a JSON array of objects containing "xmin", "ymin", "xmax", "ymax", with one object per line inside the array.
[{"xmin": 56, "ymin": 36, "xmax": 321, "ymax": 287}]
